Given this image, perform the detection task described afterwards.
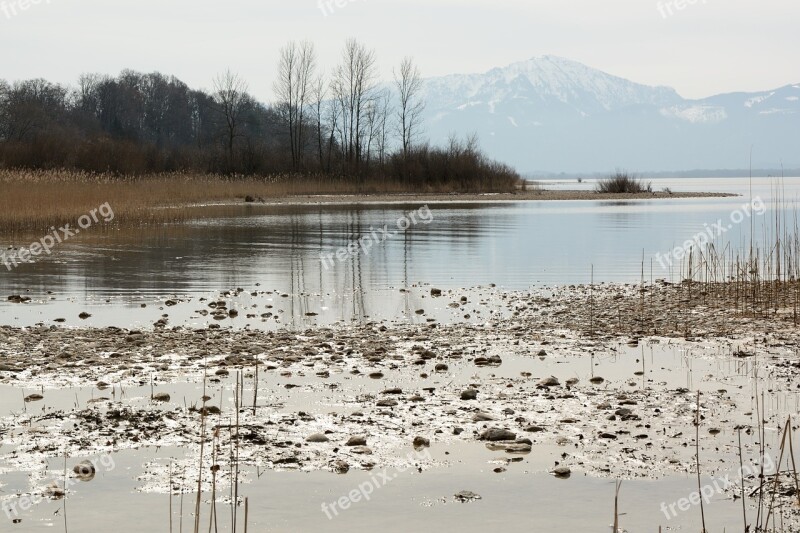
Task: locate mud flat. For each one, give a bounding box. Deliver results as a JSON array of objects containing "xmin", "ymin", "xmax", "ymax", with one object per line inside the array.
[{"xmin": 1, "ymin": 281, "xmax": 799, "ymax": 529}]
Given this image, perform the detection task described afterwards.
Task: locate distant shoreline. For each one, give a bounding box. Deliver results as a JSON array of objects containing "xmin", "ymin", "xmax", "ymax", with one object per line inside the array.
[{"xmin": 244, "ymin": 189, "xmax": 738, "ymax": 205}]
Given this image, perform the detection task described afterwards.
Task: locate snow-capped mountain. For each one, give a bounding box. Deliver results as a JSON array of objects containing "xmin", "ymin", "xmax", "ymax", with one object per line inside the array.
[{"xmin": 421, "ymin": 56, "xmax": 800, "ymax": 173}]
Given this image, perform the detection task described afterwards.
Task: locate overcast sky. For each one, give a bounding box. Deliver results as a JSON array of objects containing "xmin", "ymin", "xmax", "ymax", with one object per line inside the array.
[{"xmin": 1, "ymin": 0, "xmax": 798, "ymax": 102}]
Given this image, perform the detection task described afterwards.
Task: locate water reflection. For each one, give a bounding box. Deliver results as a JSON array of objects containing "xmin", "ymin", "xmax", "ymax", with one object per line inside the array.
[{"xmin": 1, "ymin": 178, "xmax": 799, "ymax": 328}]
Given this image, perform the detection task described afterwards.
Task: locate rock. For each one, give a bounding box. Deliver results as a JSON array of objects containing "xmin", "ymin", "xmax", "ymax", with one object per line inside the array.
[
  {"xmin": 79, "ymin": 312, "xmax": 91, "ymax": 319},
  {"xmin": 430, "ymin": 288, "xmax": 442, "ymax": 297},
  {"xmin": 589, "ymin": 376, "xmax": 605, "ymax": 384},
  {"xmin": 453, "ymin": 427, "xmax": 464, "ymax": 435},
  {"xmin": 475, "ymin": 355, "xmax": 502, "ymax": 367},
  {"xmin": 346, "ymin": 436, "xmax": 367, "ymax": 446},
  {"xmin": 485, "ymin": 442, "xmax": 532, "ymax": 454},
  {"xmin": 413, "ymin": 436, "xmax": 430, "ymax": 450},
  {"xmin": 73, "ymin": 460, "xmax": 96, "ymax": 480},
  {"xmin": 24, "ymin": 394, "xmax": 44, "ymax": 402},
  {"xmin": 461, "ymin": 388, "xmax": 478, "ymax": 400},
  {"xmin": 306, "ymin": 433, "xmax": 330, "ymax": 443},
  {"xmin": 472, "ymin": 412, "xmax": 495, "ymax": 422},
  {"xmin": 333, "ymin": 460, "xmax": 349, "ymax": 474},
  {"xmin": 376, "ymin": 399, "xmax": 398, "ymax": 407},
  {"xmin": 524, "ymin": 425, "xmax": 545, "ymax": 433},
  {"xmin": 350, "ymin": 446, "xmax": 373, "ymax": 455},
  {"xmin": 152, "ymin": 393, "xmax": 171, "ymax": 402},
  {"xmin": 454, "ymin": 491, "xmax": 482, "ymax": 503},
  {"xmin": 435, "ymin": 363, "xmax": 448, "ymax": 372},
  {"xmin": 479, "ymin": 428, "xmax": 516, "ymax": 442},
  {"xmin": 599, "ymin": 432, "xmax": 617, "ymax": 440},
  {"xmin": 537, "ymin": 376, "xmax": 560, "ymax": 387},
  {"xmin": 7, "ymin": 295, "xmax": 31, "ymax": 303},
  {"xmin": 551, "ymin": 466, "xmax": 571, "ymax": 478},
  {"xmin": 43, "ymin": 481, "xmax": 65, "ymax": 498},
  {"xmin": 382, "ymin": 388, "xmax": 403, "ymax": 394}
]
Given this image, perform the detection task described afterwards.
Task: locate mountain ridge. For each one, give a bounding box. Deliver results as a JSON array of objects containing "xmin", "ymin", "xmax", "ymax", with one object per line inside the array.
[{"xmin": 419, "ymin": 56, "xmax": 800, "ymax": 173}]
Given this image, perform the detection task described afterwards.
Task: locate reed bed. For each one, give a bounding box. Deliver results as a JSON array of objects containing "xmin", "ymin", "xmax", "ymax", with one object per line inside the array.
[
  {"xmin": 0, "ymin": 169, "xmax": 512, "ymax": 236},
  {"xmin": 673, "ymin": 183, "xmax": 800, "ymax": 324},
  {"xmin": 587, "ymin": 180, "xmax": 800, "ymax": 341}
]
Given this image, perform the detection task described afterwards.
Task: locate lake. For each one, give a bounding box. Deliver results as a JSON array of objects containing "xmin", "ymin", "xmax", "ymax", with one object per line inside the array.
[{"xmin": 1, "ymin": 176, "xmax": 799, "ymax": 532}]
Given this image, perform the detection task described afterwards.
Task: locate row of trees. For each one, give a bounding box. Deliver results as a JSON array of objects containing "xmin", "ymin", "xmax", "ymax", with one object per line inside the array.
[
  {"xmin": 0, "ymin": 39, "xmax": 519, "ymax": 190},
  {"xmin": 270, "ymin": 38, "xmax": 425, "ymax": 176}
]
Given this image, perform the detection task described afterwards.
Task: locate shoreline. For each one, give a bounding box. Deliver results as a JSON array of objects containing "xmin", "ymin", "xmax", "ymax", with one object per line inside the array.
[
  {"xmin": 0, "ymin": 186, "xmax": 737, "ymax": 237},
  {"xmin": 233, "ymin": 189, "xmax": 738, "ymax": 205}
]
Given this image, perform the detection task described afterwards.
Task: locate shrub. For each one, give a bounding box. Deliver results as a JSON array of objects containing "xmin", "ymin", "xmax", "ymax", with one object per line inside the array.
[{"xmin": 595, "ymin": 171, "xmax": 652, "ymax": 194}]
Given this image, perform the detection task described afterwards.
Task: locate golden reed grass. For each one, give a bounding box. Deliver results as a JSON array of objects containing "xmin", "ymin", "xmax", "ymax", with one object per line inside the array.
[{"xmin": 0, "ymin": 169, "xmax": 475, "ymax": 236}]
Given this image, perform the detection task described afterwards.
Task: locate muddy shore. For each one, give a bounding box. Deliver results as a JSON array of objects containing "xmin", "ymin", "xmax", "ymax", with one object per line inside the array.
[{"xmin": 1, "ymin": 281, "xmax": 798, "ymax": 528}]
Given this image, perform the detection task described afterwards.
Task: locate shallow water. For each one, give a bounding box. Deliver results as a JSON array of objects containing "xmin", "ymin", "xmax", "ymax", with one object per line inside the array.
[{"xmin": 2, "ymin": 342, "xmax": 793, "ymax": 532}]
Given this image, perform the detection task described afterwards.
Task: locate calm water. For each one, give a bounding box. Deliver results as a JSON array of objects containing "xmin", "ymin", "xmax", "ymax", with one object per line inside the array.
[{"xmin": 0, "ymin": 177, "xmax": 798, "ymax": 329}]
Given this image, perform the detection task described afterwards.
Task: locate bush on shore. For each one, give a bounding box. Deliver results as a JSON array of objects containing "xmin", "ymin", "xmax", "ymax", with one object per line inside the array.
[{"xmin": 595, "ymin": 171, "xmax": 652, "ymax": 194}]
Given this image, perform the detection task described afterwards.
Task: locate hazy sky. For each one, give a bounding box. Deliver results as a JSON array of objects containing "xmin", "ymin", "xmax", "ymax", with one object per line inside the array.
[{"xmin": 1, "ymin": 0, "xmax": 798, "ymax": 102}]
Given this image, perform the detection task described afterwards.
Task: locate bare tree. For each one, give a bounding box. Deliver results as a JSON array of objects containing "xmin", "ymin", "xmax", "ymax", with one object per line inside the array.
[
  {"xmin": 274, "ymin": 40, "xmax": 316, "ymax": 171},
  {"xmin": 0, "ymin": 79, "xmax": 9, "ymax": 141},
  {"xmin": 376, "ymin": 89, "xmax": 392, "ymax": 167},
  {"xmin": 310, "ymin": 76, "xmax": 327, "ymax": 171},
  {"xmin": 1, "ymin": 79, "xmax": 68, "ymax": 142},
  {"xmin": 364, "ymin": 88, "xmax": 392, "ymax": 169},
  {"xmin": 394, "ymin": 57, "xmax": 425, "ymax": 158},
  {"xmin": 325, "ymin": 88, "xmax": 340, "ymax": 173},
  {"xmin": 212, "ymin": 70, "xmax": 249, "ymax": 170},
  {"xmin": 331, "ymin": 38, "xmax": 378, "ymax": 171}
]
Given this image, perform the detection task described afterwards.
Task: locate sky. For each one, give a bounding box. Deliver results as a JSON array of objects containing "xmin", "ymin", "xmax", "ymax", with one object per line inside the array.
[{"xmin": 1, "ymin": 0, "xmax": 798, "ymax": 102}]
